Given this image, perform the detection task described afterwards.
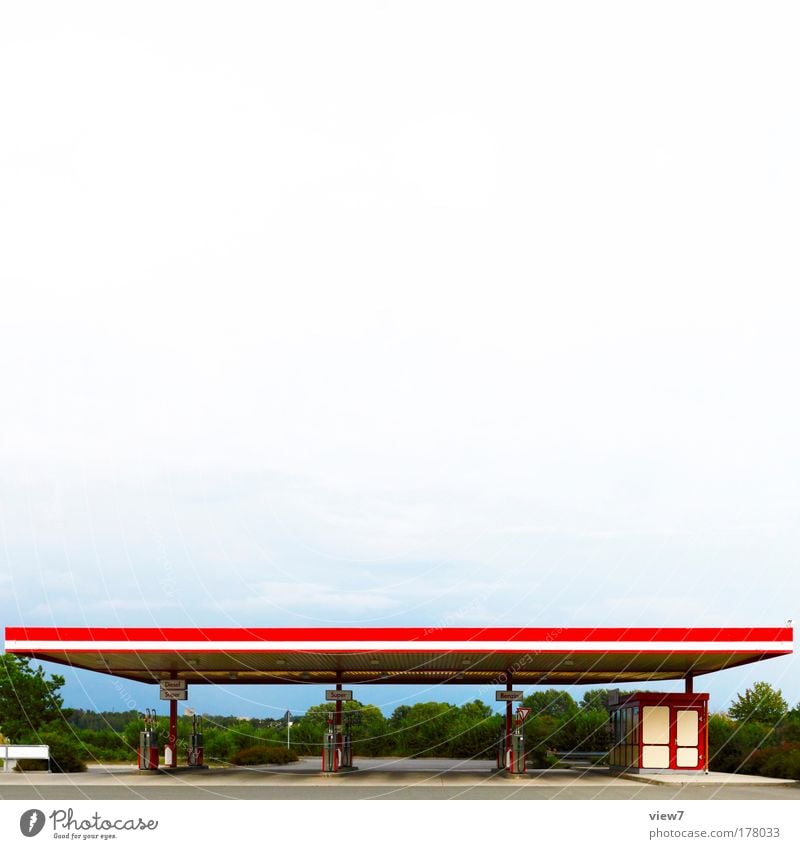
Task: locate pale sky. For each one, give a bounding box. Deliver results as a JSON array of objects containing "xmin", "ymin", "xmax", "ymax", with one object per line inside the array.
[{"xmin": 1, "ymin": 2, "xmax": 798, "ymax": 716}]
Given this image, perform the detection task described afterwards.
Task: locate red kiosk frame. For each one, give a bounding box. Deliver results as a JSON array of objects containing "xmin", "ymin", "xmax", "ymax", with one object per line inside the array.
[{"xmin": 609, "ymin": 691, "xmax": 709, "ymax": 773}]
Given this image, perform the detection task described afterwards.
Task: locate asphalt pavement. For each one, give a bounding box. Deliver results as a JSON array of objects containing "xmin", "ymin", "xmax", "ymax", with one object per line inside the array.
[{"xmin": 1, "ymin": 758, "xmax": 797, "ymax": 801}]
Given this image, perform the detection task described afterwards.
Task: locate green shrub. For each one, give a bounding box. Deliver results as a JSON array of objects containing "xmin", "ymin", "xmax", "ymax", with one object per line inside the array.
[
  {"xmin": 750, "ymin": 743, "xmax": 800, "ymax": 780},
  {"xmin": 522, "ymin": 715, "xmax": 561, "ymax": 769},
  {"xmin": 708, "ymin": 716, "xmax": 776, "ymax": 775},
  {"xmin": 14, "ymin": 732, "xmax": 87, "ymax": 773},
  {"xmin": 557, "ymin": 709, "xmax": 612, "ymax": 752},
  {"xmin": 527, "ymin": 747, "xmax": 558, "ymax": 769},
  {"xmin": 229, "ymin": 745, "xmax": 299, "ymax": 766},
  {"xmin": 44, "ymin": 732, "xmax": 88, "ymax": 773},
  {"xmin": 13, "ymin": 758, "xmax": 49, "ymax": 772}
]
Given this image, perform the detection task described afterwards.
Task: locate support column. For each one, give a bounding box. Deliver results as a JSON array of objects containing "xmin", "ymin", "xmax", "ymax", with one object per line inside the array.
[
  {"xmin": 166, "ymin": 677, "xmax": 178, "ymax": 769},
  {"xmin": 685, "ymin": 674, "xmax": 694, "ymax": 694},
  {"xmin": 505, "ymin": 674, "xmax": 513, "ymax": 768},
  {"xmin": 335, "ymin": 672, "xmax": 343, "ymax": 770}
]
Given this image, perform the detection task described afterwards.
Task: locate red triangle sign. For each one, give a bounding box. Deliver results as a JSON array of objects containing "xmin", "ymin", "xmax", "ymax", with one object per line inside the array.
[{"xmin": 516, "ymin": 707, "xmax": 532, "ymax": 721}]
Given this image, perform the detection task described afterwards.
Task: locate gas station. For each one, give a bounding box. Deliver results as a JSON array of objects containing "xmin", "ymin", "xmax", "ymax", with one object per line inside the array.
[{"xmin": 3, "ymin": 626, "xmax": 793, "ymax": 777}]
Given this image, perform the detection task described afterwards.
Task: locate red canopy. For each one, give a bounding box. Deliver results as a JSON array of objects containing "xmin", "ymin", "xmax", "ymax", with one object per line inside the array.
[{"xmin": 4, "ymin": 626, "xmax": 792, "ymax": 685}]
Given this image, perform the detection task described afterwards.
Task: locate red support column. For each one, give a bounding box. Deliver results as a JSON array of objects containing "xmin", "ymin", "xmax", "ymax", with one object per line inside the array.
[
  {"xmin": 335, "ymin": 673, "xmax": 342, "ymax": 770},
  {"xmin": 167, "ymin": 683, "xmax": 178, "ymax": 769},
  {"xmin": 685, "ymin": 674, "xmax": 694, "ymax": 694},
  {"xmin": 505, "ymin": 675, "xmax": 513, "ymax": 769}
]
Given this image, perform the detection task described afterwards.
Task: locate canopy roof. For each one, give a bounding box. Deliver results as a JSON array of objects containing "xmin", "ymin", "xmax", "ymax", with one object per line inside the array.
[{"xmin": 4, "ymin": 626, "xmax": 792, "ymax": 686}]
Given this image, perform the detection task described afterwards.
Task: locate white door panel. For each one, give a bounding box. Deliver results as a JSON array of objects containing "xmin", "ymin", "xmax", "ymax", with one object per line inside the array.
[
  {"xmin": 676, "ymin": 710, "xmax": 699, "ymax": 746},
  {"xmin": 642, "ymin": 745, "xmax": 670, "ymax": 768},
  {"xmin": 642, "ymin": 706, "xmax": 670, "ymax": 744}
]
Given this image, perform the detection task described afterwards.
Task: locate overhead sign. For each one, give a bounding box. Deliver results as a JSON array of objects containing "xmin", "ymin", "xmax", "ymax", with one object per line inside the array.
[
  {"xmin": 516, "ymin": 707, "xmax": 532, "ymax": 722},
  {"xmin": 496, "ymin": 690, "xmax": 523, "ymax": 701},
  {"xmin": 325, "ymin": 690, "xmax": 353, "ymax": 701},
  {"xmin": 160, "ymin": 690, "xmax": 188, "ymax": 700},
  {"xmin": 160, "ymin": 681, "xmax": 188, "ymax": 700},
  {"xmin": 160, "ymin": 679, "xmax": 187, "ymax": 691}
]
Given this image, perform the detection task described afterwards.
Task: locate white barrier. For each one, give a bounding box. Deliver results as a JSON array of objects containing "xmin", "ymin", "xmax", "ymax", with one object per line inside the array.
[{"xmin": 0, "ymin": 744, "xmax": 50, "ymax": 772}]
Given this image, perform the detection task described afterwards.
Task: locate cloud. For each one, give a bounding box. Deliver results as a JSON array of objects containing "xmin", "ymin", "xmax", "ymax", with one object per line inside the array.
[
  {"xmin": 25, "ymin": 597, "xmax": 183, "ymax": 619},
  {"xmin": 582, "ymin": 596, "xmax": 733, "ymax": 628},
  {"xmin": 215, "ymin": 581, "xmax": 401, "ymax": 616}
]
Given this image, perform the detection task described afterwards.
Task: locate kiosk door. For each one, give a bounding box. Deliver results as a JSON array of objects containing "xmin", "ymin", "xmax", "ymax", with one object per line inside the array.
[
  {"xmin": 674, "ymin": 708, "xmax": 701, "ymax": 769},
  {"xmin": 641, "ymin": 705, "xmax": 670, "ymax": 769}
]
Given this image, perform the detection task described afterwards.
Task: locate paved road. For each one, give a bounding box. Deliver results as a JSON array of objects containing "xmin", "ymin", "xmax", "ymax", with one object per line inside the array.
[
  {"xmin": 2, "ymin": 784, "xmax": 800, "ymax": 800},
  {"xmin": 2, "ymin": 759, "xmax": 797, "ymax": 801}
]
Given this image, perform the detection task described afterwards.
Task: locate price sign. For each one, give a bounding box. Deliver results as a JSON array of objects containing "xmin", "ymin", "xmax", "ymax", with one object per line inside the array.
[
  {"xmin": 325, "ymin": 690, "xmax": 353, "ymax": 701},
  {"xmin": 160, "ymin": 681, "xmax": 188, "ymax": 700},
  {"xmin": 496, "ymin": 690, "xmax": 523, "ymax": 701}
]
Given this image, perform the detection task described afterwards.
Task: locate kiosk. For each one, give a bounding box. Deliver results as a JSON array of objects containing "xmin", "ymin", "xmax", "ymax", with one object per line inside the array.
[{"xmin": 609, "ymin": 691, "xmax": 709, "ymax": 773}]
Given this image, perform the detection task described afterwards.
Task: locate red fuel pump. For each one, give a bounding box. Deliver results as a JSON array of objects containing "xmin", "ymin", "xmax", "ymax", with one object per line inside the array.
[
  {"xmin": 137, "ymin": 709, "xmax": 159, "ymax": 770},
  {"xmin": 187, "ymin": 715, "xmax": 204, "ymax": 767}
]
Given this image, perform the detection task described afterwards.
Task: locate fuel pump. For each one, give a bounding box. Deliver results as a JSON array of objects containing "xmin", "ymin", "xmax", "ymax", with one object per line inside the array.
[
  {"xmin": 509, "ymin": 716, "xmax": 526, "ymax": 774},
  {"xmin": 187, "ymin": 715, "xmax": 204, "ymax": 767},
  {"xmin": 147, "ymin": 708, "xmax": 160, "ymax": 769},
  {"xmin": 322, "ymin": 711, "xmax": 337, "ymax": 772},
  {"xmin": 137, "ymin": 711, "xmax": 149, "ymax": 771},
  {"xmin": 341, "ymin": 711, "xmax": 353, "ymax": 768},
  {"xmin": 138, "ymin": 709, "xmax": 159, "ymax": 770}
]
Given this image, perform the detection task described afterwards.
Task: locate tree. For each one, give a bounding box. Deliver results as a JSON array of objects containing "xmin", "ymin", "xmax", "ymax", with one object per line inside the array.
[
  {"xmin": 580, "ymin": 689, "xmax": 641, "ymax": 713},
  {"xmin": 390, "ymin": 701, "xmax": 455, "ymax": 757},
  {"xmin": 346, "ymin": 702, "xmax": 389, "ymax": 757},
  {"xmin": 729, "ymin": 682, "xmax": 788, "ymax": 725},
  {"xmin": 558, "ymin": 709, "xmax": 612, "ymax": 752},
  {"xmin": 446, "ymin": 700, "xmax": 501, "ymax": 758},
  {"xmin": 580, "ymin": 689, "xmax": 612, "ymax": 712},
  {"xmin": 0, "ymin": 655, "xmax": 66, "ymax": 741},
  {"xmin": 522, "ymin": 689, "xmax": 578, "ymax": 718}
]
